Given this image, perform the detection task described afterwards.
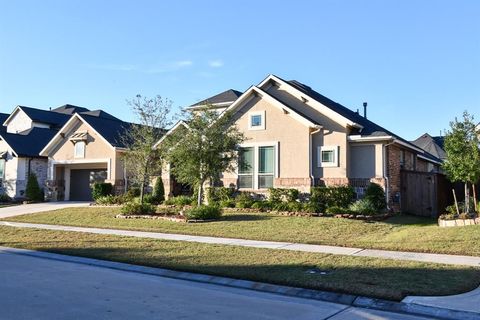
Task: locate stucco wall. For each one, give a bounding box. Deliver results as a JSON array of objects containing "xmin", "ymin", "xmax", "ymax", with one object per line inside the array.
[
  {"xmin": 48, "ymin": 120, "xmax": 122, "ymax": 182},
  {"xmin": 6, "ymin": 109, "xmax": 33, "ymax": 134},
  {"xmin": 222, "ymin": 95, "xmax": 311, "ymax": 190}
]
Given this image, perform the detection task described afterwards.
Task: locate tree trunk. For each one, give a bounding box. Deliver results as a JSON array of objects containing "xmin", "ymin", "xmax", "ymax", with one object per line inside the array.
[
  {"xmin": 197, "ymin": 181, "xmax": 204, "ymax": 207},
  {"xmin": 473, "ymin": 184, "xmax": 478, "ymax": 213},
  {"xmin": 465, "ymin": 183, "xmax": 470, "ymax": 213},
  {"xmin": 140, "ymin": 160, "xmax": 149, "ymax": 204},
  {"xmin": 453, "ymin": 189, "xmax": 460, "ymax": 215}
]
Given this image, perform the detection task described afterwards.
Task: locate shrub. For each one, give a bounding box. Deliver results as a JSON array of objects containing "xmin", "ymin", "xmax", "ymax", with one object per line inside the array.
[
  {"xmin": 251, "ymin": 201, "xmax": 271, "ymax": 211},
  {"xmin": 326, "ymin": 206, "xmax": 353, "ymax": 215},
  {"xmin": 219, "ymin": 199, "xmax": 236, "ymax": 208},
  {"xmin": 141, "ymin": 193, "xmax": 156, "ymax": 204},
  {"xmin": 95, "ymin": 195, "xmax": 124, "ymax": 205},
  {"xmin": 184, "ymin": 205, "xmax": 222, "ymax": 220},
  {"xmin": 126, "ymin": 187, "xmax": 141, "ymax": 199},
  {"xmin": 25, "ymin": 173, "xmax": 44, "ymax": 202},
  {"xmin": 164, "ymin": 195, "xmax": 194, "ymax": 206},
  {"xmin": 310, "ymin": 186, "xmax": 355, "ymax": 210},
  {"xmin": 272, "ymin": 201, "xmax": 290, "ymax": 212},
  {"xmin": 152, "ymin": 178, "xmax": 165, "ymax": 204},
  {"xmin": 349, "ymin": 198, "xmax": 377, "ymax": 215},
  {"xmin": 364, "ymin": 183, "xmax": 386, "ymax": 211},
  {"xmin": 268, "ymin": 188, "xmax": 300, "ymax": 203},
  {"xmin": 121, "ymin": 202, "xmax": 156, "ymax": 215},
  {"xmin": 235, "ymin": 192, "xmax": 254, "ymax": 208},
  {"xmin": 287, "ymin": 201, "xmax": 303, "ymax": 212},
  {"xmin": 303, "ymin": 202, "xmax": 323, "ymax": 213},
  {"xmin": 91, "ymin": 182, "xmax": 113, "ymax": 200},
  {"xmin": 207, "ymin": 187, "xmax": 235, "ymax": 204},
  {"xmin": 0, "ymin": 193, "xmax": 11, "ymax": 202}
]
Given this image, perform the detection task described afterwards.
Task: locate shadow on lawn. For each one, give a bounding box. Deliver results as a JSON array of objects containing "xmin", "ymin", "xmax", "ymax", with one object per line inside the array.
[
  {"xmin": 220, "ymin": 214, "xmax": 271, "ymax": 222},
  {"xmin": 381, "ymin": 214, "xmax": 437, "ymax": 227},
  {"xmin": 10, "ymin": 245, "xmax": 480, "ymax": 301}
]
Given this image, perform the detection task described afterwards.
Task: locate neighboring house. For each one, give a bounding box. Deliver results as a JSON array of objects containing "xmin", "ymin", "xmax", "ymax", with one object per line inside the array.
[
  {"xmin": 0, "ymin": 105, "xmax": 87, "ymax": 198},
  {"xmin": 161, "ymin": 74, "xmax": 442, "ymax": 212},
  {"xmin": 186, "ymin": 89, "xmax": 243, "ymax": 113},
  {"xmin": 412, "ymin": 133, "xmax": 446, "ymax": 162},
  {"xmin": 40, "ymin": 111, "xmax": 132, "ymax": 201}
]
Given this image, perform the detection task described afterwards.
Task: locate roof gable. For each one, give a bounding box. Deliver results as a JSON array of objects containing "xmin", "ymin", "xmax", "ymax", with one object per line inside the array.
[
  {"xmin": 0, "ymin": 127, "xmax": 56, "ymax": 157},
  {"xmin": 188, "ymin": 89, "xmax": 243, "ymax": 109}
]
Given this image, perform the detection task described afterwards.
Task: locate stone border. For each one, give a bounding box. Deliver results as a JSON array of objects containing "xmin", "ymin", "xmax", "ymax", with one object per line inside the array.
[
  {"xmin": 438, "ymin": 218, "xmax": 480, "ymax": 227},
  {"xmin": 1, "ymin": 246, "xmax": 477, "ymax": 320},
  {"xmin": 115, "ymin": 213, "xmax": 216, "ymax": 224}
]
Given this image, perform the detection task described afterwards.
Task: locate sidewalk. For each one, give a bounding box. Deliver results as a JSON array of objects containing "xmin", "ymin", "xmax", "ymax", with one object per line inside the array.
[{"xmin": 1, "ymin": 220, "xmax": 480, "ymax": 267}]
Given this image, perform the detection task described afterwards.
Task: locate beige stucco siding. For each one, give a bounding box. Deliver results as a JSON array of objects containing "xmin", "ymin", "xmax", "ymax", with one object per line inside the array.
[
  {"xmin": 48, "ymin": 120, "xmax": 122, "ymax": 181},
  {"xmin": 223, "ymin": 96, "xmax": 311, "ymax": 182},
  {"xmin": 6, "ymin": 109, "xmax": 33, "ymax": 134}
]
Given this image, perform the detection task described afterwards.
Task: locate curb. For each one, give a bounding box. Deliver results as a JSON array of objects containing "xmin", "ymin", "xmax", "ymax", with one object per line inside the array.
[{"xmin": 1, "ymin": 246, "xmax": 477, "ymax": 320}]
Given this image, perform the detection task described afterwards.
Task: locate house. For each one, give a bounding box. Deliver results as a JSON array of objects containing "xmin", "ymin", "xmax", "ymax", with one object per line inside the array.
[
  {"xmin": 412, "ymin": 133, "xmax": 446, "ymax": 161},
  {"xmin": 39, "ymin": 110, "xmax": 132, "ymax": 201},
  {"xmin": 0, "ymin": 105, "xmax": 87, "ymax": 198},
  {"xmin": 161, "ymin": 74, "xmax": 442, "ymax": 212}
]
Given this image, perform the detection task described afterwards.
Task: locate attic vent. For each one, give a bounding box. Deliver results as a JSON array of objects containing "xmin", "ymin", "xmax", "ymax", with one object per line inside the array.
[
  {"xmin": 69, "ymin": 132, "xmax": 88, "ymax": 142},
  {"xmin": 301, "ymin": 96, "xmax": 308, "ymax": 103}
]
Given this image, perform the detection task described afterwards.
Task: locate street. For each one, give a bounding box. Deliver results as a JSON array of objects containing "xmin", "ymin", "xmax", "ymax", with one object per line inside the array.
[{"xmin": 0, "ymin": 249, "xmax": 433, "ymax": 320}]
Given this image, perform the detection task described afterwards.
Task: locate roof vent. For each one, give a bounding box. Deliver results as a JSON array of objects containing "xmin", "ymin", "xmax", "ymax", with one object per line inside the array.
[{"xmin": 363, "ymin": 102, "xmax": 367, "ymax": 119}]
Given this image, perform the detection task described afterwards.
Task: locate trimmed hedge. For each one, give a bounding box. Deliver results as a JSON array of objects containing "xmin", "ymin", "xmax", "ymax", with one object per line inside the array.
[
  {"xmin": 268, "ymin": 188, "xmax": 299, "ymax": 203},
  {"xmin": 310, "ymin": 186, "xmax": 355, "ymax": 212},
  {"xmin": 184, "ymin": 205, "xmax": 222, "ymax": 220}
]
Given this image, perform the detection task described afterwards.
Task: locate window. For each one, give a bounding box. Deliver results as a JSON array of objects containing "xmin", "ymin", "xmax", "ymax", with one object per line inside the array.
[
  {"xmin": 74, "ymin": 141, "xmax": 85, "ymax": 158},
  {"xmin": 318, "ymin": 146, "xmax": 339, "ymax": 167},
  {"xmin": 0, "ymin": 159, "xmax": 5, "ymax": 180},
  {"xmin": 399, "ymin": 150, "xmax": 405, "ymax": 167},
  {"xmin": 258, "ymin": 146, "xmax": 274, "ymax": 188},
  {"xmin": 248, "ymin": 111, "xmax": 265, "ymax": 130},
  {"xmin": 238, "ymin": 147, "xmax": 254, "ymax": 188}
]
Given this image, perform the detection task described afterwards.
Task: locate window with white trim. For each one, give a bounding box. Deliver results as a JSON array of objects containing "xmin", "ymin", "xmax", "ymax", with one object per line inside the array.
[
  {"xmin": 238, "ymin": 147, "xmax": 254, "ymax": 188},
  {"xmin": 74, "ymin": 141, "xmax": 85, "ymax": 158},
  {"xmin": 258, "ymin": 146, "xmax": 274, "ymax": 188},
  {"xmin": 318, "ymin": 146, "xmax": 339, "ymax": 167},
  {"xmin": 248, "ymin": 111, "xmax": 265, "ymax": 130}
]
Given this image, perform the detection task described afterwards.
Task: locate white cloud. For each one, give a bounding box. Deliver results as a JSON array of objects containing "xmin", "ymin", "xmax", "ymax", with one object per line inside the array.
[
  {"xmin": 175, "ymin": 60, "xmax": 193, "ymax": 67},
  {"xmin": 208, "ymin": 60, "xmax": 224, "ymax": 68}
]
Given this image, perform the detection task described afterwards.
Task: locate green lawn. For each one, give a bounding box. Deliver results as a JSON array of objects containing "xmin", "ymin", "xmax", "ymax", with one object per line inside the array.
[
  {"xmin": 5, "ymin": 207, "xmax": 480, "ymax": 256},
  {"xmin": 0, "ymin": 225, "xmax": 478, "ymax": 301}
]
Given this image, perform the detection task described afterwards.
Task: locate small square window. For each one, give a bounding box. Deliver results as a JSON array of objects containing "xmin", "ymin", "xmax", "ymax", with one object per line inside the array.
[
  {"xmin": 318, "ymin": 146, "xmax": 339, "ymax": 167},
  {"xmin": 251, "ymin": 115, "xmax": 262, "ymax": 127},
  {"xmin": 248, "ymin": 111, "xmax": 265, "ymax": 130}
]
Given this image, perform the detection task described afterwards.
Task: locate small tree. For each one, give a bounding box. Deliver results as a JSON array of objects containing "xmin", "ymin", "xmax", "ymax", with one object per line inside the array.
[
  {"xmin": 165, "ymin": 108, "xmax": 245, "ymax": 206},
  {"xmin": 442, "ymin": 111, "xmax": 480, "ymax": 213},
  {"xmin": 25, "ymin": 173, "xmax": 43, "ymax": 202},
  {"xmin": 120, "ymin": 95, "xmax": 172, "ymax": 204},
  {"xmin": 152, "ymin": 177, "xmax": 165, "ymax": 204}
]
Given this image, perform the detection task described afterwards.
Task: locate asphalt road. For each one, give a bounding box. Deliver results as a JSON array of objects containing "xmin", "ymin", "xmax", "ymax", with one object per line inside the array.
[{"xmin": 0, "ymin": 250, "xmax": 432, "ymax": 320}]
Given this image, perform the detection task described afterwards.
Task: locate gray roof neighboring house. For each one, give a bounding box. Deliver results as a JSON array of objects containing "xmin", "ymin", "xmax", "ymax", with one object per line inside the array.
[
  {"xmin": 412, "ymin": 133, "xmax": 446, "ymax": 160},
  {"xmin": 12, "ymin": 106, "xmax": 72, "ymax": 128},
  {"xmin": 189, "ymin": 89, "xmax": 243, "ymax": 108},
  {"xmin": 0, "ymin": 127, "xmax": 57, "ymax": 157},
  {"xmin": 51, "ymin": 104, "xmax": 90, "ymax": 115},
  {"xmin": 79, "ymin": 113, "xmax": 132, "ymax": 148}
]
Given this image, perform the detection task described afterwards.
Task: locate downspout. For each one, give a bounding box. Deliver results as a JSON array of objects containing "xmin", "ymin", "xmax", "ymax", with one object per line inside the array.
[
  {"xmin": 309, "ymin": 126, "xmax": 322, "ymax": 187},
  {"xmin": 383, "ymin": 141, "xmax": 395, "ymax": 211}
]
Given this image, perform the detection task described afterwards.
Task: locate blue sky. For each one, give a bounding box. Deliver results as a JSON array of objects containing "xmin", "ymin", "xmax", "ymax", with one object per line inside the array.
[{"xmin": 0, "ymin": 0, "xmax": 479, "ymax": 140}]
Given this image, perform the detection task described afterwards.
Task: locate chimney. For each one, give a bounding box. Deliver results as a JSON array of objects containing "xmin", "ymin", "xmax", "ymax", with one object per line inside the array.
[{"xmin": 363, "ymin": 102, "xmax": 367, "ymax": 119}]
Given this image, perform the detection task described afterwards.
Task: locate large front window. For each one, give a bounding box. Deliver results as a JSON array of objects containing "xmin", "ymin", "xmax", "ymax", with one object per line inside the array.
[
  {"xmin": 258, "ymin": 146, "xmax": 274, "ymax": 188},
  {"xmin": 238, "ymin": 147, "xmax": 254, "ymax": 188},
  {"xmin": 238, "ymin": 145, "xmax": 275, "ymax": 189}
]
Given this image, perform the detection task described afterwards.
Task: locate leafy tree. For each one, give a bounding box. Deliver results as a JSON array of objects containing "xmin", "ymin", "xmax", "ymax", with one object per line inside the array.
[
  {"xmin": 25, "ymin": 173, "xmax": 43, "ymax": 202},
  {"xmin": 120, "ymin": 95, "xmax": 172, "ymax": 204},
  {"xmin": 165, "ymin": 108, "xmax": 246, "ymax": 206},
  {"xmin": 442, "ymin": 111, "xmax": 480, "ymax": 213}
]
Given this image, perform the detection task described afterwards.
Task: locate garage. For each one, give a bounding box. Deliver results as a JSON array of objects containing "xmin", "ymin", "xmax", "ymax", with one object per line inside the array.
[{"xmin": 69, "ymin": 169, "xmax": 107, "ymax": 201}]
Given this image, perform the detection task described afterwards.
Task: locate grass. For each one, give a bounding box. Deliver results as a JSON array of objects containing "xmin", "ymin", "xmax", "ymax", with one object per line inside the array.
[
  {"xmin": 0, "ymin": 225, "xmax": 479, "ymax": 301},
  {"xmin": 5, "ymin": 207, "xmax": 480, "ymax": 256}
]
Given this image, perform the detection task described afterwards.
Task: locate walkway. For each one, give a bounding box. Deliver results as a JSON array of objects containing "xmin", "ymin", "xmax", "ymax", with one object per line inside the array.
[
  {"xmin": 0, "ymin": 201, "xmax": 90, "ymax": 219},
  {"xmin": 1, "ymin": 221, "xmax": 480, "ymax": 267}
]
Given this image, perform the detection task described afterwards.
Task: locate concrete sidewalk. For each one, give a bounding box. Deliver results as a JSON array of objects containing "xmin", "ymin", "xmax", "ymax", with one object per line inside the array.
[
  {"xmin": 2, "ymin": 220, "xmax": 480, "ymax": 267},
  {"xmin": 0, "ymin": 201, "xmax": 90, "ymax": 219}
]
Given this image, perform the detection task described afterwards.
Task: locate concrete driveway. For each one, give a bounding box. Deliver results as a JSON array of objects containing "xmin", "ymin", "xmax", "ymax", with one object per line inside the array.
[
  {"xmin": 0, "ymin": 248, "xmax": 432, "ymax": 320},
  {"xmin": 0, "ymin": 201, "xmax": 90, "ymax": 219}
]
